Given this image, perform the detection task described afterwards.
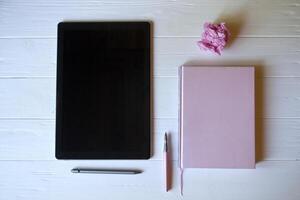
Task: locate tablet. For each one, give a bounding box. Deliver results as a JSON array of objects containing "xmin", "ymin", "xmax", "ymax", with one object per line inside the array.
[{"xmin": 56, "ymin": 22, "xmax": 151, "ymax": 159}]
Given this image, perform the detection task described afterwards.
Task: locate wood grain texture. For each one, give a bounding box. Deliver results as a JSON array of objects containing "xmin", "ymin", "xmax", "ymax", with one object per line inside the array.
[
  {"xmin": 0, "ymin": 119, "xmax": 299, "ymax": 161},
  {"xmin": 1, "ymin": 38, "xmax": 300, "ymax": 78},
  {"xmin": 0, "ymin": 161, "xmax": 299, "ymax": 200},
  {"xmin": 0, "ymin": 0, "xmax": 300, "ymax": 37},
  {"xmin": 0, "ymin": 78, "xmax": 299, "ymax": 119},
  {"xmin": 1, "ymin": 0, "xmax": 300, "ymax": 199}
]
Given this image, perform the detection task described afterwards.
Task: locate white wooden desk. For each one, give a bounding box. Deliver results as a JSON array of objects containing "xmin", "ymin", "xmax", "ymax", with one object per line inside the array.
[{"xmin": 0, "ymin": 0, "xmax": 300, "ymax": 199}]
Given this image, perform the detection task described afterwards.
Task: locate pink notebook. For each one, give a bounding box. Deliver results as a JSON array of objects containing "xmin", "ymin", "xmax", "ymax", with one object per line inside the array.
[{"xmin": 179, "ymin": 66, "xmax": 255, "ymax": 170}]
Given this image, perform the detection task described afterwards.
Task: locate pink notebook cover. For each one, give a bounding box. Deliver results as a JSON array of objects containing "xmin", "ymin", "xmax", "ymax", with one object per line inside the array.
[{"xmin": 179, "ymin": 66, "xmax": 255, "ymax": 169}]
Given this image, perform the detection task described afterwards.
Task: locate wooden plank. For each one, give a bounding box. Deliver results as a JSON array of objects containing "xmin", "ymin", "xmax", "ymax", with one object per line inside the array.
[
  {"xmin": 184, "ymin": 161, "xmax": 300, "ymax": 199},
  {"xmin": 155, "ymin": 37, "xmax": 300, "ymax": 56},
  {"xmin": 154, "ymin": 36, "xmax": 300, "ymax": 79},
  {"xmin": 0, "ymin": 0, "xmax": 300, "ymax": 37},
  {"xmin": 1, "ymin": 38, "xmax": 300, "ymax": 78},
  {"xmin": 0, "ymin": 160, "xmax": 299, "ymax": 200},
  {"xmin": 0, "ymin": 78, "xmax": 56, "ymax": 119},
  {"xmin": 0, "ymin": 39, "xmax": 56, "ymax": 77},
  {"xmin": 0, "ymin": 77, "xmax": 300, "ymax": 119},
  {"xmin": 0, "ymin": 118, "xmax": 299, "ymax": 161},
  {"xmin": 0, "ymin": 119, "xmax": 178, "ymax": 161},
  {"xmin": 154, "ymin": 54, "xmax": 300, "ymax": 77},
  {"xmin": 0, "ymin": 120, "xmax": 55, "ymax": 160},
  {"xmin": 257, "ymin": 119, "xmax": 300, "ymax": 160}
]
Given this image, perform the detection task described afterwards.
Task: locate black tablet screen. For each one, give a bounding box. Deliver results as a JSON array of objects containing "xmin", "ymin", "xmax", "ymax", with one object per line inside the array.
[{"xmin": 56, "ymin": 22, "xmax": 150, "ymax": 159}]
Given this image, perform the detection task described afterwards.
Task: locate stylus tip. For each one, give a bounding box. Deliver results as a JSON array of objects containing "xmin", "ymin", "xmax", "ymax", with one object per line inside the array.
[
  {"xmin": 71, "ymin": 168, "xmax": 80, "ymax": 173},
  {"xmin": 134, "ymin": 170, "xmax": 143, "ymax": 174}
]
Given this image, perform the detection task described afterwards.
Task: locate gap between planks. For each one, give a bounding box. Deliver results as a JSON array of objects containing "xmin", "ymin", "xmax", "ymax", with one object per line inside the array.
[
  {"xmin": 1, "ymin": 36, "xmax": 300, "ymax": 39},
  {"xmin": 1, "ymin": 76, "xmax": 300, "ymax": 79},
  {"xmin": 1, "ymin": 117, "xmax": 300, "ymax": 120},
  {"xmin": 0, "ymin": 159, "xmax": 299, "ymax": 162}
]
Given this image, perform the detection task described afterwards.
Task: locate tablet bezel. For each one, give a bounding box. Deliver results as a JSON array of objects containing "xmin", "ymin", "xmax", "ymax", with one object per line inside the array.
[{"xmin": 55, "ymin": 21, "xmax": 151, "ymax": 159}]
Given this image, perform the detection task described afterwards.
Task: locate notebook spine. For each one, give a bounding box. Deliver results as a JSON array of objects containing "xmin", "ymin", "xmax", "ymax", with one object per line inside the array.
[
  {"xmin": 178, "ymin": 66, "xmax": 184, "ymax": 195},
  {"xmin": 178, "ymin": 66, "xmax": 183, "ymax": 169}
]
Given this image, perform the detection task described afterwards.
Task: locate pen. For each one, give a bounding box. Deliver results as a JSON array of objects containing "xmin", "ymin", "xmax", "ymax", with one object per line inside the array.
[
  {"xmin": 164, "ymin": 132, "xmax": 169, "ymax": 192},
  {"xmin": 71, "ymin": 168, "xmax": 142, "ymax": 175}
]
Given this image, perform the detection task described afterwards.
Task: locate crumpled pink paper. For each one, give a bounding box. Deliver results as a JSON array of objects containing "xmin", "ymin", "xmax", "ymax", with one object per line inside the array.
[{"xmin": 197, "ymin": 22, "xmax": 230, "ymax": 55}]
